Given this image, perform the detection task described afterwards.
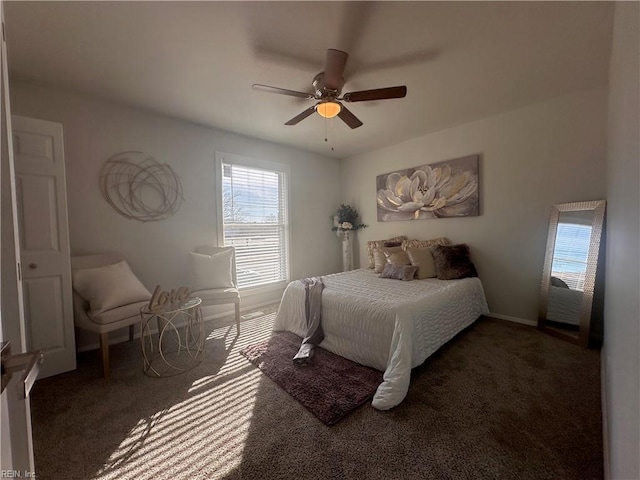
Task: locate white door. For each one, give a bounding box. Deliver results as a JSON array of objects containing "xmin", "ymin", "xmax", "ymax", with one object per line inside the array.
[
  {"xmin": 11, "ymin": 115, "xmax": 75, "ymax": 378},
  {"xmin": 1, "ymin": 0, "xmax": 36, "ymax": 472}
]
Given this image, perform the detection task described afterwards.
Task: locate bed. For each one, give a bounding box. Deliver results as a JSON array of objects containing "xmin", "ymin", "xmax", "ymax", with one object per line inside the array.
[{"xmin": 273, "ymin": 269, "xmax": 489, "ymax": 410}]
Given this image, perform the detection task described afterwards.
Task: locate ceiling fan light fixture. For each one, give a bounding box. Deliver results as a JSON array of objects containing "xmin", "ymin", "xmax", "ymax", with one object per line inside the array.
[{"xmin": 316, "ymin": 101, "xmax": 341, "ymax": 119}]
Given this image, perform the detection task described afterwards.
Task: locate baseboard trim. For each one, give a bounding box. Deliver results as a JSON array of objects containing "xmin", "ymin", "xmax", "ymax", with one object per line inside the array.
[{"xmin": 488, "ymin": 312, "xmax": 537, "ymax": 327}]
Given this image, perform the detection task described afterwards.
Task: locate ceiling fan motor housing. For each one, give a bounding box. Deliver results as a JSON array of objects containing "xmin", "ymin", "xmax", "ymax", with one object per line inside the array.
[{"xmin": 313, "ymin": 72, "xmax": 343, "ymax": 99}]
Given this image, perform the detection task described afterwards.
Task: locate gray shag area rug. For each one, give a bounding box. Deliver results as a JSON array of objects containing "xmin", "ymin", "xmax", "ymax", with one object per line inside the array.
[
  {"xmin": 240, "ymin": 332, "xmax": 383, "ymax": 425},
  {"xmin": 29, "ymin": 305, "xmax": 602, "ymax": 480}
]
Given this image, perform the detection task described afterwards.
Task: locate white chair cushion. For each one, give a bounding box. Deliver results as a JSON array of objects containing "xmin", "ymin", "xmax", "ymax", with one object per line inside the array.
[
  {"xmin": 193, "ymin": 287, "xmax": 240, "ymax": 302},
  {"xmin": 73, "ymin": 260, "xmax": 151, "ymax": 315},
  {"xmin": 89, "ymin": 300, "xmax": 149, "ymax": 326},
  {"xmin": 189, "ymin": 251, "xmax": 235, "ymax": 290}
]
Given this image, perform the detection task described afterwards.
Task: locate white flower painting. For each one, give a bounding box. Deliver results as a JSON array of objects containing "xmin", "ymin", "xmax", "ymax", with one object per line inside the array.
[{"xmin": 376, "ymin": 154, "xmax": 479, "ymax": 222}]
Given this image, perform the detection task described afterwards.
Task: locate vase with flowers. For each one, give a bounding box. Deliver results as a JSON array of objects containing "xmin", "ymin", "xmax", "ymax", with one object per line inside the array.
[
  {"xmin": 331, "ymin": 204, "xmax": 367, "ymax": 234},
  {"xmin": 330, "ymin": 204, "xmax": 367, "ymax": 271}
]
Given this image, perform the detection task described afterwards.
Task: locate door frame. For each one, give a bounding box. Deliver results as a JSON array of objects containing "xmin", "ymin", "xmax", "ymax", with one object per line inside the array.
[{"xmin": 0, "ymin": 0, "xmax": 36, "ymax": 472}]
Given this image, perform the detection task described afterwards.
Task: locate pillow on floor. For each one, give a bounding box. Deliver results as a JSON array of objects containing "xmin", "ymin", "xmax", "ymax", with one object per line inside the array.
[
  {"xmin": 430, "ymin": 244, "xmax": 478, "ymax": 280},
  {"xmin": 189, "ymin": 250, "xmax": 235, "ymax": 290},
  {"xmin": 73, "ymin": 260, "xmax": 151, "ymax": 315}
]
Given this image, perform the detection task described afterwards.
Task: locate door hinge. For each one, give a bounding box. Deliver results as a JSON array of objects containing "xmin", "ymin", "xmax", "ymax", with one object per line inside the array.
[{"xmin": 17, "ymin": 262, "xmax": 21, "ymax": 281}]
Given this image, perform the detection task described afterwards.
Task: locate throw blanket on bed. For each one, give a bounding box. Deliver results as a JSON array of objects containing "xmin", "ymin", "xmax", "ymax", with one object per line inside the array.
[{"xmin": 293, "ymin": 277, "xmax": 325, "ymax": 365}]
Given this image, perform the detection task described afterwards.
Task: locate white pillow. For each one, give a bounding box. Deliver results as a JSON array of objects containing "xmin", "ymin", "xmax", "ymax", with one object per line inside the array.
[
  {"xmin": 73, "ymin": 260, "xmax": 152, "ymax": 315},
  {"xmin": 189, "ymin": 250, "xmax": 235, "ymax": 290}
]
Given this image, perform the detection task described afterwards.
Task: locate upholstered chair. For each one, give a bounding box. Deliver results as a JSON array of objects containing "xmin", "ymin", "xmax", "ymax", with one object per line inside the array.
[
  {"xmin": 71, "ymin": 253, "xmax": 151, "ymax": 378},
  {"xmin": 188, "ymin": 246, "xmax": 241, "ymax": 334}
]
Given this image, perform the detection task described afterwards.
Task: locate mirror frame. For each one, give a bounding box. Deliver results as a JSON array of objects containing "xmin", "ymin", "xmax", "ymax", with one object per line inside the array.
[{"xmin": 538, "ymin": 200, "xmax": 606, "ymax": 347}]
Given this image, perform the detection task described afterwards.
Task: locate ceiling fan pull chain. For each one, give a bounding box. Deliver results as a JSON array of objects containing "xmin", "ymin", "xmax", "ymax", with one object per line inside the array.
[
  {"xmin": 324, "ymin": 115, "xmax": 327, "ymax": 143},
  {"xmin": 324, "ymin": 117, "xmax": 335, "ymax": 151}
]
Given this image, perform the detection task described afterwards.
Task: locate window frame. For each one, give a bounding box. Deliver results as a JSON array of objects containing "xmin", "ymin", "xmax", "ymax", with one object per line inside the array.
[{"xmin": 214, "ymin": 151, "xmax": 291, "ymax": 292}]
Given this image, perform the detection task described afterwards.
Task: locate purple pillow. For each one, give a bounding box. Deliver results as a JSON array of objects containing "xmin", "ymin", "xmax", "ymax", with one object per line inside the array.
[{"xmin": 379, "ymin": 263, "xmax": 418, "ymax": 281}]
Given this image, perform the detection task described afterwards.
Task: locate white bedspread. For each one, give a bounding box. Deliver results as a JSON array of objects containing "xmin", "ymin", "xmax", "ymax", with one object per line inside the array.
[{"xmin": 273, "ymin": 269, "xmax": 489, "ymax": 410}]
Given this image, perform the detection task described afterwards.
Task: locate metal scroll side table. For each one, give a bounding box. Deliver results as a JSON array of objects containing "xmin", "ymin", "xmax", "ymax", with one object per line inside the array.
[{"xmin": 140, "ymin": 297, "xmax": 204, "ymax": 377}]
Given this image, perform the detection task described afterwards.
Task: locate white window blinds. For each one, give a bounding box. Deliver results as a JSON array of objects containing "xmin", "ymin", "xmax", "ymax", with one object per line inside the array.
[
  {"xmin": 551, "ymin": 223, "xmax": 592, "ymax": 290},
  {"xmin": 220, "ymin": 160, "xmax": 289, "ymax": 289}
]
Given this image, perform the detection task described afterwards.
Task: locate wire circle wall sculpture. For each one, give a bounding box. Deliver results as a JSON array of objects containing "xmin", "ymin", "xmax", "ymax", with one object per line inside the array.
[{"xmin": 99, "ymin": 151, "xmax": 184, "ymax": 222}]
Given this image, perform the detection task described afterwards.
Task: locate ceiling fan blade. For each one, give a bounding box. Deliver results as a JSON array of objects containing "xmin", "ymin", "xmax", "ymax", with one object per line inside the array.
[
  {"xmin": 324, "ymin": 49, "xmax": 348, "ymax": 91},
  {"xmin": 284, "ymin": 106, "xmax": 316, "ymax": 126},
  {"xmin": 252, "ymin": 84, "xmax": 315, "ymax": 100},
  {"xmin": 342, "ymin": 85, "xmax": 407, "ymax": 103},
  {"xmin": 337, "ymin": 104, "xmax": 363, "ymax": 129}
]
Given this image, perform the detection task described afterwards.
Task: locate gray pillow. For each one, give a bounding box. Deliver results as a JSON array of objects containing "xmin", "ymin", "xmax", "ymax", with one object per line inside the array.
[
  {"xmin": 379, "ymin": 263, "xmax": 418, "ymax": 281},
  {"xmin": 430, "ymin": 244, "xmax": 478, "ymax": 280}
]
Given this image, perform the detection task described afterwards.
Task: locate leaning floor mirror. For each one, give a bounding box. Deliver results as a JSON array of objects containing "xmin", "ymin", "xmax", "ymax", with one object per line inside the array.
[{"xmin": 538, "ymin": 200, "xmax": 606, "ymax": 348}]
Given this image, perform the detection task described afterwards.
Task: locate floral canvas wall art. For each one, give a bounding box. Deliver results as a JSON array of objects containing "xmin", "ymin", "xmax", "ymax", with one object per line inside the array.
[{"xmin": 376, "ymin": 154, "xmax": 479, "ymax": 222}]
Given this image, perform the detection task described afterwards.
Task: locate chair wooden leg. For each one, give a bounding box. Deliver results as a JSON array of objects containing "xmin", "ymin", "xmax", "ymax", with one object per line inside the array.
[
  {"xmin": 235, "ymin": 302, "xmax": 241, "ymax": 335},
  {"xmin": 99, "ymin": 332, "xmax": 110, "ymax": 379},
  {"xmin": 129, "ymin": 324, "xmax": 135, "ymax": 341}
]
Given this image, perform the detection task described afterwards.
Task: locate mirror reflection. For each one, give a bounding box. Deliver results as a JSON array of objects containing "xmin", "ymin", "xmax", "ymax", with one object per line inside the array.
[
  {"xmin": 546, "ymin": 211, "xmax": 594, "ymax": 330},
  {"xmin": 539, "ymin": 200, "xmax": 605, "ymax": 347}
]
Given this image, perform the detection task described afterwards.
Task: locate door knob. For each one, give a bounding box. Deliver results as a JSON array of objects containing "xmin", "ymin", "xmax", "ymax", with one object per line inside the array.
[{"xmin": 28, "ymin": 263, "xmax": 37, "ymax": 269}]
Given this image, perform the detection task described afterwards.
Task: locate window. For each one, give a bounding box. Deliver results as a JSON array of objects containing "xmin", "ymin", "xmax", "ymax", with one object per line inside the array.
[
  {"xmin": 551, "ymin": 222, "xmax": 592, "ymax": 290},
  {"xmin": 216, "ymin": 153, "xmax": 289, "ymax": 289}
]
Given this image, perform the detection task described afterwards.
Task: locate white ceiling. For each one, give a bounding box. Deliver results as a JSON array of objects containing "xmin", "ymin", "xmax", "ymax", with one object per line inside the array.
[{"xmin": 4, "ymin": 1, "xmax": 614, "ymax": 159}]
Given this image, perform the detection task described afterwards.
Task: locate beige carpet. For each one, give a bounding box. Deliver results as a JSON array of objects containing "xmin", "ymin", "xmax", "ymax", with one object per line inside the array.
[{"xmin": 30, "ymin": 305, "xmax": 602, "ymax": 480}]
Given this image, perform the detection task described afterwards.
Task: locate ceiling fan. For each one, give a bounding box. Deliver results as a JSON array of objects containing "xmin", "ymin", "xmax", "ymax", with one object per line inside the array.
[{"xmin": 252, "ymin": 49, "xmax": 407, "ymax": 129}]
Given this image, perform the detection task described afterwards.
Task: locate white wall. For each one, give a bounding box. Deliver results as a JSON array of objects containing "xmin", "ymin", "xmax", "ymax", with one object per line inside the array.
[
  {"xmin": 604, "ymin": 2, "xmax": 640, "ymax": 478},
  {"xmin": 340, "ymin": 87, "xmax": 608, "ymax": 322},
  {"xmin": 9, "ymin": 80, "xmax": 342, "ymax": 323}
]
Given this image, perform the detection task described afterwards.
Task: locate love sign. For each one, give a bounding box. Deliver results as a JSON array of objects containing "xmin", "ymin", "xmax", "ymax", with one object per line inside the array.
[{"xmin": 148, "ymin": 285, "xmax": 191, "ymax": 312}]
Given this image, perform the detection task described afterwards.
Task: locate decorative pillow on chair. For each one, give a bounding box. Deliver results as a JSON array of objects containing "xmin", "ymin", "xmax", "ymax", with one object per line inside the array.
[
  {"xmin": 366, "ymin": 236, "xmax": 406, "ymax": 269},
  {"xmin": 379, "ymin": 263, "xmax": 418, "ymax": 281},
  {"xmin": 189, "ymin": 250, "xmax": 235, "ymax": 290},
  {"xmin": 430, "ymin": 244, "xmax": 478, "ymax": 280},
  {"xmin": 406, "ymin": 247, "xmax": 437, "ymax": 279},
  {"xmin": 72, "ymin": 260, "xmax": 151, "ymax": 315}
]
